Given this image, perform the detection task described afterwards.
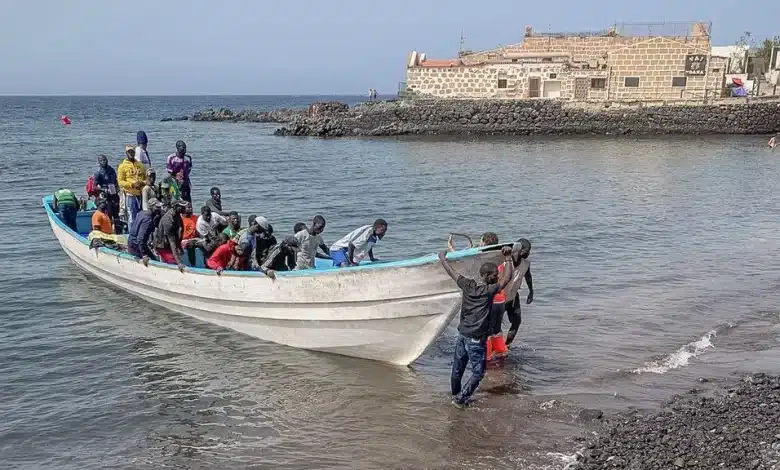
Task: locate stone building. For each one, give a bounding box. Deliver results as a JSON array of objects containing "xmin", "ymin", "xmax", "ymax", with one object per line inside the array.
[{"xmin": 404, "ymin": 22, "xmax": 727, "ymax": 102}]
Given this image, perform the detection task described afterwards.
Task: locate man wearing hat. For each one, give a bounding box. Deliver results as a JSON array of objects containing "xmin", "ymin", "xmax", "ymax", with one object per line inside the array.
[{"xmin": 135, "ymin": 131, "xmax": 152, "ymax": 167}]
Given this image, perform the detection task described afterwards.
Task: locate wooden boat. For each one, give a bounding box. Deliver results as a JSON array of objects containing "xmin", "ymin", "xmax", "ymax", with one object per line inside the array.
[{"xmin": 43, "ymin": 196, "xmax": 505, "ymax": 366}]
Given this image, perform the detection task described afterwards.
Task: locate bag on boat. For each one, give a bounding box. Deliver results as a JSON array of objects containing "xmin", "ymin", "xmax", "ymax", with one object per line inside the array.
[{"xmin": 85, "ymin": 176, "xmax": 100, "ymax": 198}]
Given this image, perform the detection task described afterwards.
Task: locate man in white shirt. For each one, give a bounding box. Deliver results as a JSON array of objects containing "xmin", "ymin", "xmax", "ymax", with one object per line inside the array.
[
  {"xmin": 135, "ymin": 131, "xmax": 152, "ymax": 168},
  {"xmin": 294, "ymin": 215, "xmax": 331, "ymax": 270},
  {"xmin": 196, "ymin": 205, "xmax": 228, "ymax": 254},
  {"xmin": 329, "ymin": 219, "xmax": 387, "ymax": 267}
]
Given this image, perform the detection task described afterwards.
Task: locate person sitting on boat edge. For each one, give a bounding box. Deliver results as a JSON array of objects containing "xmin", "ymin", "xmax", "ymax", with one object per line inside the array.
[
  {"xmin": 294, "ymin": 215, "xmax": 330, "ymax": 270},
  {"xmin": 53, "ymin": 187, "xmax": 80, "ymax": 232},
  {"xmin": 92, "ymin": 155, "xmax": 121, "ymax": 232},
  {"xmin": 438, "ymin": 247, "xmax": 514, "ymax": 407},
  {"xmin": 153, "ymin": 200, "xmax": 188, "ymax": 272},
  {"xmin": 259, "ymin": 236, "xmax": 300, "ymax": 278},
  {"xmin": 127, "ymin": 199, "xmax": 164, "ymax": 266},
  {"xmin": 166, "ymin": 140, "xmax": 192, "ymax": 203},
  {"xmin": 91, "ymin": 198, "xmax": 115, "ymax": 235},
  {"xmin": 207, "ymin": 239, "xmax": 251, "ymax": 275},
  {"xmin": 501, "ymin": 238, "xmax": 534, "ymax": 347},
  {"xmin": 196, "ymin": 205, "xmax": 228, "ymax": 255},
  {"xmin": 329, "ymin": 219, "xmax": 387, "ymax": 267},
  {"xmin": 117, "ymin": 146, "xmax": 146, "ymax": 228},
  {"xmin": 222, "ymin": 211, "xmax": 242, "ymax": 239}
]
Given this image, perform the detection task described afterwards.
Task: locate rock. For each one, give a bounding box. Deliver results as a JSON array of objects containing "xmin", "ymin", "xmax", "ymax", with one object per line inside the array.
[
  {"xmin": 191, "ymin": 98, "xmax": 780, "ymax": 137},
  {"xmin": 577, "ymin": 409, "xmax": 604, "ymax": 422},
  {"xmin": 674, "ymin": 457, "xmax": 685, "ymax": 468},
  {"xmin": 160, "ymin": 115, "xmax": 189, "ymax": 122},
  {"xmin": 698, "ymin": 377, "xmax": 710, "ymax": 383}
]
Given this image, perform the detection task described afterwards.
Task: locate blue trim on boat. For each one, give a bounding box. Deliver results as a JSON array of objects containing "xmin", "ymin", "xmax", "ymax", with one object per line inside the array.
[{"xmin": 42, "ymin": 196, "xmax": 491, "ymax": 278}]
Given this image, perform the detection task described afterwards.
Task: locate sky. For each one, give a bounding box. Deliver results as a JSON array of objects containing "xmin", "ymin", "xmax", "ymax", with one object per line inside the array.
[{"xmin": 1, "ymin": 0, "xmax": 777, "ymax": 95}]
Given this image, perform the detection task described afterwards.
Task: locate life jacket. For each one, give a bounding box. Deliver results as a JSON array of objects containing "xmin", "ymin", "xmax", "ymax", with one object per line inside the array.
[{"xmin": 54, "ymin": 188, "xmax": 79, "ymax": 207}]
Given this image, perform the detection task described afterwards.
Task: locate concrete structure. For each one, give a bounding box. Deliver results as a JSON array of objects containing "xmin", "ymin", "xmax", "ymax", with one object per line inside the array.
[{"xmin": 405, "ymin": 22, "xmax": 728, "ymax": 102}]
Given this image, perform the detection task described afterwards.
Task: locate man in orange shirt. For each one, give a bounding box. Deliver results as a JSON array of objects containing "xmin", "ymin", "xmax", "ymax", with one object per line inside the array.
[
  {"xmin": 91, "ymin": 199, "xmax": 115, "ymax": 234},
  {"xmin": 180, "ymin": 202, "xmax": 201, "ymax": 266}
]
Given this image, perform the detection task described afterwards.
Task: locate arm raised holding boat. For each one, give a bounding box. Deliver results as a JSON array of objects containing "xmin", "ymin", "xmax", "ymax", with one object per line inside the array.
[{"xmin": 438, "ymin": 247, "xmax": 514, "ymax": 289}]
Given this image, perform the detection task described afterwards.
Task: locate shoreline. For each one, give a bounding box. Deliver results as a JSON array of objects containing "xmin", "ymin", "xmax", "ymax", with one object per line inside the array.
[
  {"xmin": 568, "ymin": 373, "xmax": 780, "ymax": 470},
  {"xmin": 184, "ymin": 98, "xmax": 780, "ymax": 137}
]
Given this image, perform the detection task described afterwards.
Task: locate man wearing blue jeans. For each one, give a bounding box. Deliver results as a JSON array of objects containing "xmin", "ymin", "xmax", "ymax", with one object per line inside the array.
[{"xmin": 438, "ymin": 247, "xmax": 514, "ymax": 407}]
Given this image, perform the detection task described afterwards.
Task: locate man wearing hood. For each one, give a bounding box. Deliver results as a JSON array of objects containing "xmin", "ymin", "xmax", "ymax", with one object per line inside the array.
[
  {"xmin": 166, "ymin": 140, "xmax": 193, "ymax": 203},
  {"xmin": 204, "ymin": 187, "xmax": 229, "ymax": 217},
  {"xmin": 92, "ymin": 154, "xmax": 120, "ymax": 232},
  {"xmin": 135, "ymin": 131, "xmax": 152, "ymax": 167}
]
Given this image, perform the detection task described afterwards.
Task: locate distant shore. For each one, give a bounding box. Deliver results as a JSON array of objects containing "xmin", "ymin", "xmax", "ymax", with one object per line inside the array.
[{"xmin": 180, "ymin": 97, "xmax": 780, "ymax": 137}]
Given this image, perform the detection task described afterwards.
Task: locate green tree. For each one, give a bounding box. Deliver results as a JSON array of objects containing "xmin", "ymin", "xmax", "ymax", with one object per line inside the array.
[{"xmin": 754, "ymin": 36, "xmax": 780, "ymax": 69}]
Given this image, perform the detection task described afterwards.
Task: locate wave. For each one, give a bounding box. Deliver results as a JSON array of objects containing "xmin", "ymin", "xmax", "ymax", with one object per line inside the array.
[{"xmin": 631, "ymin": 323, "xmax": 735, "ymax": 375}]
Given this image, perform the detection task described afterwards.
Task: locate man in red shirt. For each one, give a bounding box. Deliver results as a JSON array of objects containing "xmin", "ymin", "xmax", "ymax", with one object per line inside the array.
[{"xmin": 207, "ymin": 240, "xmax": 250, "ymax": 275}]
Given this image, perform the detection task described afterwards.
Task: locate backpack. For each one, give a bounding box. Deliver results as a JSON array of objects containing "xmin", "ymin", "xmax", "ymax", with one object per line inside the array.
[{"xmin": 86, "ymin": 175, "xmax": 100, "ymax": 198}]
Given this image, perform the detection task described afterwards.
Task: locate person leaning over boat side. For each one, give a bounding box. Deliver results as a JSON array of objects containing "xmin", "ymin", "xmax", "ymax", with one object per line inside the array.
[
  {"xmin": 117, "ymin": 146, "xmax": 146, "ymax": 228},
  {"xmin": 294, "ymin": 215, "xmax": 330, "ymax": 270},
  {"xmin": 53, "ymin": 188, "xmax": 80, "ymax": 232},
  {"xmin": 329, "ymin": 219, "xmax": 387, "ymax": 267},
  {"xmin": 501, "ymin": 238, "xmax": 534, "ymax": 347},
  {"xmin": 238, "ymin": 215, "xmax": 269, "ymax": 258},
  {"xmin": 166, "ymin": 140, "xmax": 192, "ymax": 203},
  {"xmin": 128, "ymin": 199, "xmax": 164, "ymax": 266},
  {"xmin": 250, "ymin": 220, "xmax": 277, "ymax": 272},
  {"xmin": 135, "ymin": 131, "xmax": 152, "ymax": 168},
  {"xmin": 438, "ymin": 247, "xmax": 514, "ymax": 407},
  {"xmin": 196, "ymin": 205, "xmax": 228, "ymax": 255},
  {"xmin": 207, "ymin": 239, "xmax": 250, "ymax": 275},
  {"xmin": 259, "ymin": 236, "xmax": 300, "ymax": 279},
  {"xmin": 153, "ymin": 200, "xmax": 188, "ymax": 272},
  {"xmin": 92, "ymin": 155, "xmax": 121, "ymax": 232}
]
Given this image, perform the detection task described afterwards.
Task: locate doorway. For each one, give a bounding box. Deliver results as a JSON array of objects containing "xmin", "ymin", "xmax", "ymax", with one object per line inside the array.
[{"xmin": 529, "ymin": 77, "xmax": 541, "ymax": 98}]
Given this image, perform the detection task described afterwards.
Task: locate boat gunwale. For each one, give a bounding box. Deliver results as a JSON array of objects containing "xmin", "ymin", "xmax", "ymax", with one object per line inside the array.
[{"xmin": 43, "ymin": 196, "xmax": 505, "ymax": 278}]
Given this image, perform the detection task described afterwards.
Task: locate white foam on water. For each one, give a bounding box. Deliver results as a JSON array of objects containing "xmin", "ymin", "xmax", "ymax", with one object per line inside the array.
[
  {"xmin": 631, "ymin": 330, "xmax": 717, "ymax": 374},
  {"xmin": 545, "ymin": 450, "xmax": 582, "ymax": 470}
]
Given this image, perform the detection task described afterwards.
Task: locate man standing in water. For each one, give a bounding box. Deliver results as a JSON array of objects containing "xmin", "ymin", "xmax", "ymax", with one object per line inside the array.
[
  {"xmin": 438, "ymin": 247, "xmax": 514, "ymax": 407},
  {"xmin": 166, "ymin": 140, "xmax": 193, "ymax": 203},
  {"xmin": 501, "ymin": 239, "xmax": 534, "ymax": 347}
]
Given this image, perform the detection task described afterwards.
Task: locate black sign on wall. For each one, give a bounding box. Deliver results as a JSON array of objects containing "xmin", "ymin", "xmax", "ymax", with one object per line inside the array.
[{"xmin": 685, "ymin": 54, "xmax": 708, "ymax": 75}]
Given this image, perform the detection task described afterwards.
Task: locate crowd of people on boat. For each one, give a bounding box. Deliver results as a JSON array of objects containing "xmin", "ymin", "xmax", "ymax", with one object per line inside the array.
[{"xmin": 52, "ymin": 131, "xmax": 388, "ymax": 279}]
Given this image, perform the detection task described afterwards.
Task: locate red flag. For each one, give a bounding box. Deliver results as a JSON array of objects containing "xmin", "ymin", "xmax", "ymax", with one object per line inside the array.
[{"xmin": 61, "ymin": 115, "xmax": 71, "ymax": 125}]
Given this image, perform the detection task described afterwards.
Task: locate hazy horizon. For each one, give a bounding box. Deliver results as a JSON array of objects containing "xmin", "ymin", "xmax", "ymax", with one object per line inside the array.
[{"xmin": 3, "ymin": 0, "xmax": 777, "ymax": 95}]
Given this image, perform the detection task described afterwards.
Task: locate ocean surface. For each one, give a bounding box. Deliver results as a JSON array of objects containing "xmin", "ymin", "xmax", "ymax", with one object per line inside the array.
[{"xmin": 1, "ymin": 95, "xmax": 779, "ymax": 469}]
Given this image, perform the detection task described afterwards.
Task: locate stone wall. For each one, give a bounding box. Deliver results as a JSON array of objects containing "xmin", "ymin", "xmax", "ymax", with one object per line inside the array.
[
  {"xmin": 607, "ymin": 37, "xmax": 726, "ymax": 101},
  {"xmin": 272, "ymin": 98, "xmax": 780, "ymax": 137}
]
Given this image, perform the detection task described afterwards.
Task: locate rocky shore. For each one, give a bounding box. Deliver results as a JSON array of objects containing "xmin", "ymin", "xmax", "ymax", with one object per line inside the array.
[
  {"xmin": 572, "ymin": 373, "xmax": 780, "ymax": 470},
  {"xmin": 188, "ymin": 98, "xmax": 780, "ymax": 137}
]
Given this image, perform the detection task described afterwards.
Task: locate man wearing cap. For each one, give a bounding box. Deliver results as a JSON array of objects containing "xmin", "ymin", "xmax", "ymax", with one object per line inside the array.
[
  {"xmin": 259, "ymin": 236, "xmax": 300, "ymax": 279},
  {"xmin": 166, "ymin": 140, "xmax": 193, "ymax": 203},
  {"xmin": 153, "ymin": 200, "xmax": 188, "ymax": 272},
  {"xmin": 135, "ymin": 131, "xmax": 152, "ymax": 167},
  {"xmin": 128, "ymin": 199, "xmax": 164, "ymax": 266}
]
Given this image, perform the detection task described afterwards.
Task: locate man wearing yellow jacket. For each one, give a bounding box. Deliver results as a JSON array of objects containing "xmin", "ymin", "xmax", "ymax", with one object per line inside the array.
[{"xmin": 117, "ymin": 146, "xmax": 146, "ymax": 228}]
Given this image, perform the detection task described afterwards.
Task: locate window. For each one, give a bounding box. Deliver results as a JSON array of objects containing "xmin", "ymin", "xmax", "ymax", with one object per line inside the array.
[
  {"xmin": 549, "ymin": 73, "xmax": 558, "ymax": 79},
  {"xmin": 624, "ymin": 77, "xmax": 640, "ymax": 87},
  {"xmin": 591, "ymin": 78, "xmax": 606, "ymax": 89},
  {"xmin": 511, "ymin": 58, "xmax": 518, "ymax": 63},
  {"xmin": 671, "ymin": 76, "xmax": 687, "ymax": 87},
  {"xmin": 712, "ymin": 68, "xmax": 721, "ymax": 73},
  {"xmin": 497, "ymin": 79, "xmax": 508, "ymax": 89},
  {"xmin": 541, "ymin": 57, "xmax": 553, "ymax": 62}
]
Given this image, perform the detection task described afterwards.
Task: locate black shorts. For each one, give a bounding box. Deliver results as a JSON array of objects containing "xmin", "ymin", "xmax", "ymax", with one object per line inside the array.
[{"xmin": 504, "ymin": 294, "xmax": 522, "ymax": 329}]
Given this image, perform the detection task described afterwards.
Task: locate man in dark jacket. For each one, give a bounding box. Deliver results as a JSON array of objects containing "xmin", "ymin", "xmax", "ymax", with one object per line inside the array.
[
  {"xmin": 154, "ymin": 200, "xmax": 187, "ymax": 272},
  {"xmin": 204, "ymin": 187, "xmax": 229, "ymax": 217},
  {"xmin": 93, "ymin": 154, "xmax": 121, "ymax": 232},
  {"xmin": 127, "ymin": 200, "xmax": 164, "ymax": 266},
  {"xmin": 258, "ymin": 236, "xmax": 300, "ymax": 279},
  {"xmin": 438, "ymin": 247, "xmax": 514, "ymax": 407}
]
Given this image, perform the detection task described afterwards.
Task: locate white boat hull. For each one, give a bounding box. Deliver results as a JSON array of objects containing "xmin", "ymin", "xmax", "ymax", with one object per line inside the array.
[{"xmin": 46, "ymin": 199, "xmax": 503, "ymax": 365}]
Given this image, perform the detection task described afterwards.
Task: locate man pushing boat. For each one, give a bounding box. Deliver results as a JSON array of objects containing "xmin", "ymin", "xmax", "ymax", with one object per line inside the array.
[{"xmin": 438, "ymin": 246, "xmax": 514, "ymax": 407}]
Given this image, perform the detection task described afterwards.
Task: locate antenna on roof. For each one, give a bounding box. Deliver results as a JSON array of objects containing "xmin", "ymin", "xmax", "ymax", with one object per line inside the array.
[{"xmin": 459, "ymin": 29, "xmax": 465, "ymax": 55}]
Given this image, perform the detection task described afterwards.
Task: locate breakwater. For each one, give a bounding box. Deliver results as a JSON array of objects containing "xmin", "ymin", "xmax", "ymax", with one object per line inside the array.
[{"xmin": 191, "ymin": 98, "xmax": 780, "ymax": 137}]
